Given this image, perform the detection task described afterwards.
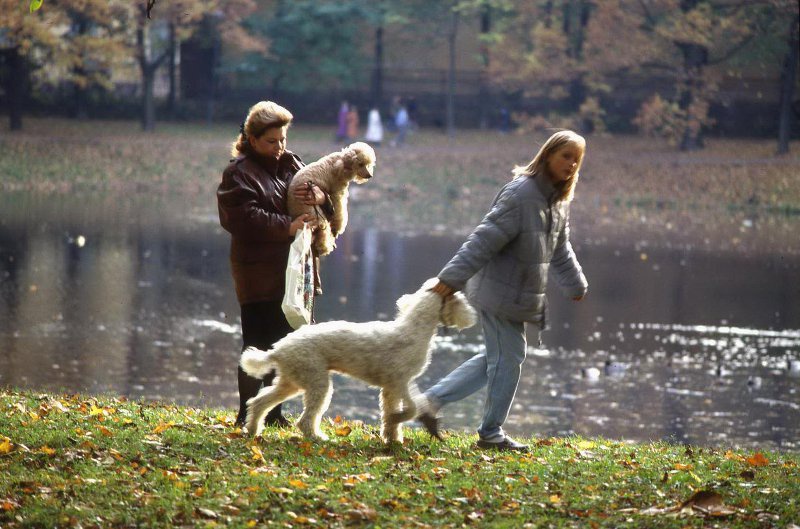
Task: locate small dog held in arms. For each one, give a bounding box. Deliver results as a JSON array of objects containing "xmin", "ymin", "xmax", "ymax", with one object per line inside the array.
[
  {"xmin": 240, "ymin": 278, "xmax": 477, "ymax": 443},
  {"xmin": 286, "ymin": 141, "xmax": 375, "ymax": 257}
]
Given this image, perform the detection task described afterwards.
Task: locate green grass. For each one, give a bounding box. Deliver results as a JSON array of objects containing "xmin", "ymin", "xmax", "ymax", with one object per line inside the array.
[{"xmin": 1, "ymin": 389, "xmax": 798, "ymax": 528}]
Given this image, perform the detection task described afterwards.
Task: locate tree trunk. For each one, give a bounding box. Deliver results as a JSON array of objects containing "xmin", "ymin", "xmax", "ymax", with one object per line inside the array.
[
  {"xmin": 137, "ymin": 12, "xmax": 168, "ymax": 132},
  {"xmin": 74, "ymin": 83, "xmax": 88, "ymax": 120},
  {"xmin": 446, "ymin": 9, "xmax": 459, "ymax": 138},
  {"xmin": 543, "ymin": 0, "xmax": 554, "ymax": 28},
  {"xmin": 777, "ymin": 12, "xmax": 799, "ymax": 155},
  {"xmin": 567, "ymin": 0, "xmax": 591, "ymax": 116},
  {"xmin": 478, "ymin": 6, "xmax": 491, "ymax": 130},
  {"xmin": 166, "ymin": 22, "xmax": 177, "ymax": 119},
  {"xmin": 371, "ymin": 26, "xmax": 384, "ymax": 109},
  {"xmin": 4, "ymin": 47, "xmax": 26, "ymax": 131},
  {"xmin": 142, "ymin": 67, "xmax": 156, "ymax": 132},
  {"xmin": 677, "ymin": 0, "xmax": 706, "ymax": 151},
  {"xmin": 206, "ymin": 35, "xmax": 220, "ymax": 125},
  {"xmin": 677, "ymin": 44, "xmax": 708, "ymax": 151},
  {"xmin": 72, "ymin": 12, "xmax": 89, "ymax": 120}
]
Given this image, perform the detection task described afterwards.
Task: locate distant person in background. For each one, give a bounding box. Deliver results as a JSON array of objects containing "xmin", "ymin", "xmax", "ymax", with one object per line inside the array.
[
  {"xmin": 388, "ymin": 95, "xmax": 401, "ymax": 132},
  {"xmin": 364, "ymin": 107, "xmax": 384, "ymax": 146},
  {"xmin": 346, "ymin": 105, "xmax": 360, "ymax": 142},
  {"xmin": 406, "ymin": 96, "xmax": 418, "ymax": 129},
  {"xmin": 391, "ymin": 102, "xmax": 410, "ymax": 147},
  {"xmin": 499, "ymin": 107, "xmax": 511, "ymax": 134},
  {"xmin": 335, "ymin": 101, "xmax": 349, "ymax": 143}
]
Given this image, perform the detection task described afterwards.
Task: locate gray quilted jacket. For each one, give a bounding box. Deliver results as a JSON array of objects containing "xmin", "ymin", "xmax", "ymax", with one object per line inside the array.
[{"xmin": 439, "ymin": 173, "xmax": 588, "ymax": 326}]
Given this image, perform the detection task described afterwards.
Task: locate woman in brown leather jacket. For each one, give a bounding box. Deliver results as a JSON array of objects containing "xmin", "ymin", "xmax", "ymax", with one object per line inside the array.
[{"xmin": 217, "ymin": 101, "xmax": 331, "ymax": 427}]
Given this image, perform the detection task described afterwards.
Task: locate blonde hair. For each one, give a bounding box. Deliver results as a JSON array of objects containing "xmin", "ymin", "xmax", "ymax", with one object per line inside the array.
[
  {"xmin": 512, "ymin": 130, "xmax": 586, "ymax": 202},
  {"xmin": 230, "ymin": 101, "xmax": 293, "ymax": 157}
]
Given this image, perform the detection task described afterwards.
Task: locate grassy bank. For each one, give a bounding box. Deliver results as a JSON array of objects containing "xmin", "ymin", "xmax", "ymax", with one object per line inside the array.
[
  {"xmin": 2, "ymin": 118, "xmax": 799, "ymax": 254},
  {"xmin": 1, "ymin": 389, "xmax": 798, "ymax": 528}
]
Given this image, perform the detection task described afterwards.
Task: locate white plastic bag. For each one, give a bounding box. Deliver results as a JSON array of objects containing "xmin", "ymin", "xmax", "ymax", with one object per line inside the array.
[{"xmin": 281, "ymin": 224, "xmax": 314, "ymax": 329}]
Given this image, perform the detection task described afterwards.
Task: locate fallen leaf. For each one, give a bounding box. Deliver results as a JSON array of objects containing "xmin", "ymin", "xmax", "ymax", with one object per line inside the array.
[
  {"xmin": 335, "ymin": 425, "xmax": 352, "ymax": 437},
  {"xmin": 152, "ymin": 422, "xmax": 174, "ymax": 434},
  {"xmin": 2, "ymin": 499, "xmax": 20, "ymax": 511},
  {"xmin": 97, "ymin": 426, "xmax": 114, "ymax": 437},
  {"xmin": 250, "ymin": 445, "xmax": 266, "ymax": 463},
  {"xmin": 746, "ymin": 452, "xmax": 769, "ymax": 467},
  {"xmin": 345, "ymin": 507, "xmax": 377, "ymax": 522},
  {"xmin": 288, "ymin": 479, "xmax": 308, "ymax": 489},
  {"xmin": 196, "ymin": 507, "xmax": 219, "ymax": 519},
  {"xmin": 679, "ymin": 489, "xmax": 736, "ymax": 516},
  {"xmin": 269, "ymin": 487, "xmax": 293, "ymax": 495},
  {"xmin": 0, "ymin": 438, "xmax": 13, "ymax": 454}
]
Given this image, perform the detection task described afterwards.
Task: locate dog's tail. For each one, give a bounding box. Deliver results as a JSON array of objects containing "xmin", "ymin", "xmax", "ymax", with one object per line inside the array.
[{"xmin": 240, "ymin": 346, "xmax": 277, "ymax": 379}]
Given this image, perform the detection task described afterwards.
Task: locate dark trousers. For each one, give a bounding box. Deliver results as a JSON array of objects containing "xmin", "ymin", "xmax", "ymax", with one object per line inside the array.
[{"xmin": 236, "ymin": 300, "xmax": 294, "ymax": 425}]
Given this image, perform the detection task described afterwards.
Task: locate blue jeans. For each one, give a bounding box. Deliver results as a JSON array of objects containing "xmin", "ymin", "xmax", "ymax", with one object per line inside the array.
[{"xmin": 425, "ymin": 309, "xmax": 538, "ymax": 442}]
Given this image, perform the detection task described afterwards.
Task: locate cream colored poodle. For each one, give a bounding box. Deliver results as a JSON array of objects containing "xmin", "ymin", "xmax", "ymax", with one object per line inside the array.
[
  {"xmin": 287, "ymin": 142, "xmax": 375, "ymax": 256},
  {"xmin": 240, "ymin": 278, "xmax": 477, "ymax": 443}
]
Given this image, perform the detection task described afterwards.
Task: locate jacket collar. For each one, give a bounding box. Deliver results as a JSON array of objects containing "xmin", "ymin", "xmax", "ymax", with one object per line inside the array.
[
  {"xmin": 533, "ymin": 173, "xmax": 561, "ymax": 204},
  {"xmin": 247, "ymin": 150, "xmax": 280, "ymax": 174},
  {"xmin": 239, "ymin": 149, "xmax": 299, "ymax": 176}
]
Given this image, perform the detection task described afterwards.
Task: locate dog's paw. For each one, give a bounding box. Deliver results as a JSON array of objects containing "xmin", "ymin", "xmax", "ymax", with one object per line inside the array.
[{"xmin": 313, "ymin": 432, "xmax": 329, "ymax": 442}]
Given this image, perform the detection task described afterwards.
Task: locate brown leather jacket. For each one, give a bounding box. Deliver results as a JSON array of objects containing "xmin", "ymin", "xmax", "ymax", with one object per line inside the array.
[{"xmin": 217, "ymin": 150, "xmax": 304, "ymax": 304}]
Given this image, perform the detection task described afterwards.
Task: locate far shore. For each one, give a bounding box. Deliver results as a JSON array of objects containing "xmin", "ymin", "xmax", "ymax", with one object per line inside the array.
[{"xmin": 2, "ymin": 118, "xmax": 798, "ymax": 254}]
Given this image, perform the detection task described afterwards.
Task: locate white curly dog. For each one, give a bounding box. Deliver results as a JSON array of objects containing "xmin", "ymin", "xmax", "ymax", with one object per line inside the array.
[
  {"xmin": 240, "ymin": 278, "xmax": 477, "ymax": 443},
  {"xmin": 287, "ymin": 141, "xmax": 375, "ymax": 257}
]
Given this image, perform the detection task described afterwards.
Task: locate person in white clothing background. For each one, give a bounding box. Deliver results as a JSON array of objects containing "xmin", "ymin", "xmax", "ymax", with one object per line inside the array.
[{"xmin": 364, "ymin": 107, "xmax": 384, "ymax": 147}]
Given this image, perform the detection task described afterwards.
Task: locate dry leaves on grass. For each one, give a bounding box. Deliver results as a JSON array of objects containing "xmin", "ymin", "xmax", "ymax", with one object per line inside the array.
[{"xmin": 625, "ymin": 489, "xmax": 739, "ymax": 518}]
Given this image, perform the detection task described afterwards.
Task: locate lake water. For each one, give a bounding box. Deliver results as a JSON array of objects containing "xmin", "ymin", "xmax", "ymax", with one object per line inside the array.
[{"xmin": 1, "ymin": 192, "xmax": 798, "ymax": 450}]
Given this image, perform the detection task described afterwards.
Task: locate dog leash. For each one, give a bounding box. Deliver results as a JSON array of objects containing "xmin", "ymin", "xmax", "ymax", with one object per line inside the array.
[
  {"xmin": 306, "ymin": 181, "xmax": 326, "ymax": 222},
  {"xmin": 439, "ymin": 296, "xmax": 451, "ymax": 335}
]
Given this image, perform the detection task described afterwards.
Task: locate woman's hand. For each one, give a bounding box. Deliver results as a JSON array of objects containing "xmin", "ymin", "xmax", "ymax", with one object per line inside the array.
[
  {"xmin": 294, "ymin": 182, "xmax": 327, "ymax": 206},
  {"xmin": 289, "ymin": 213, "xmax": 314, "ymax": 237},
  {"xmin": 429, "ymin": 280, "xmax": 456, "ymax": 298},
  {"xmin": 572, "ymin": 294, "xmax": 585, "ymax": 301}
]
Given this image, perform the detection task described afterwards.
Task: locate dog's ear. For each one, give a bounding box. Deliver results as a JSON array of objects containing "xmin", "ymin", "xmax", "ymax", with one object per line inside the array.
[
  {"xmin": 341, "ymin": 146, "xmax": 359, "ymax": 174},
  {"xmin": 333, "ymin": 158, "xmax": 345, "ymax": 176}
]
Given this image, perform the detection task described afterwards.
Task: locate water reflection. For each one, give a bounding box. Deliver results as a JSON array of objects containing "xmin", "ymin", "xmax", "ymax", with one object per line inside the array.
[{"xmin": 1, "ymin": 192, "xmax": 798, "ymax": 450}]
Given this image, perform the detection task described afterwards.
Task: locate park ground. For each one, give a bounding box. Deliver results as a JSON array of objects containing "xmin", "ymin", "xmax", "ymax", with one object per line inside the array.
[
  {"xmin": 1, "ymin": 120, "xmax": 799, "ymax": 527},
  {"xmin": 1, "ymin": 389, "xmax": 799, "ymax": 528}
]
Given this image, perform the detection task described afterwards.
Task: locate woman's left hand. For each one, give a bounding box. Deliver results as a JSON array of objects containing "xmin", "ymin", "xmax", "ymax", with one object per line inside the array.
[{"xmin": 294, "ymin": 182, "xmax": 326, "ymax": 206}]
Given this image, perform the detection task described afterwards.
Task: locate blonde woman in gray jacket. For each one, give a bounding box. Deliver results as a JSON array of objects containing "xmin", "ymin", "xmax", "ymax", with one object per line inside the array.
[{"xmin": 417, "ymin": 130, "xmax": 589, "ymax": 452}]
